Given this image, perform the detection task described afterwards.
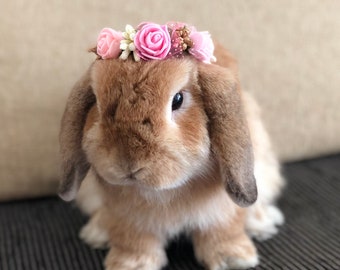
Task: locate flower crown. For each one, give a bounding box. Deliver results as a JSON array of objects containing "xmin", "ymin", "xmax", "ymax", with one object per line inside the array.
[{"xmin": 95, "ymin": 22, "xmax": 217, "ymax": 64}]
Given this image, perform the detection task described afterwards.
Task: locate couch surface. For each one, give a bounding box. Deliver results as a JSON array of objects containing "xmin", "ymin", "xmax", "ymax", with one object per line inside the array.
[
  {"xmin": 1, "ymin": 0, "xmax": 340, "ymax": 201},
  {"xmin": 1, "ymin": 154, "xmax": 339, "ymax": 270}
]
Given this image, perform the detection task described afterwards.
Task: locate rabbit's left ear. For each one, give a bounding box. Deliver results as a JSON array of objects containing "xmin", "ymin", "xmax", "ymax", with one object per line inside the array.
[
  {"xmin": 198, "ymin": 63, "xmax": 257, "ymax": 207},
  {"xmin": 58, "ymin": 68, "xmax": 96, "ymax": 201}
]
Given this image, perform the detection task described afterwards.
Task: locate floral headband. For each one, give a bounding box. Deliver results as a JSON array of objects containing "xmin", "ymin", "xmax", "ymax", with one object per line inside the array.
[{"xmin": 95, "ymin": 22, "xmax": 216, "ymax": 64}]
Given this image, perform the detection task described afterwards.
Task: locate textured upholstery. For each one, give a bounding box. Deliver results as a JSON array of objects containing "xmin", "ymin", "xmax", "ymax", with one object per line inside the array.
[{"xmin": 0, "ymin": 154, "xmax": 339, "ymax": 269}]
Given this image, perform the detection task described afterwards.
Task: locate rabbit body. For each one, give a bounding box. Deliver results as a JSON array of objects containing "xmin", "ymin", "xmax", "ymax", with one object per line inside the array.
[{"xmin": 61, "ymin": 44, "xmax": 284, "ymax": 270}]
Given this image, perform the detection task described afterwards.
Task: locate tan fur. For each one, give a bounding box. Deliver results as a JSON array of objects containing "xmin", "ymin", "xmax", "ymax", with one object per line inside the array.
[{"xmin": 59, "ymin": 44, "xmax": 284, "ymax": 270}]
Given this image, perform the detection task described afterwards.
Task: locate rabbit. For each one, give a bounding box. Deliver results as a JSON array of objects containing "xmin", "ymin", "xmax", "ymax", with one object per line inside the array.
[{"xmin": 59, "ymin": 39, "xmax": 284, "ymax": 270}]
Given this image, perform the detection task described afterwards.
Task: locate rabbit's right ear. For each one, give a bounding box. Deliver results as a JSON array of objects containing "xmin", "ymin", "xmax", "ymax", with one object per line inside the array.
[
  {"xmin": 58, "ymin": 68, "xmax": 96, "ymax": 201},
  {"xmin": 198, "ymin": 63, "xmax": 257, "ymax": 207}
]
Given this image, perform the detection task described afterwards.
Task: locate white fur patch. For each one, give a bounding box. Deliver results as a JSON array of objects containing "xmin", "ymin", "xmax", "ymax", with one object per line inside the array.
[
  {"xmin": 246, "ymin": 204, "xmax": 284, "ymax": 241},
  {"xmin": 76, "ymin": 170, "xmax": 103, "ymax": 215},
  {"xmin": 185, "ymin": 190, "xmax": 235, "ymax": 231},
  {"xmin": 79, "ymin": 219, "xmax": 109, "ymax": 249}
]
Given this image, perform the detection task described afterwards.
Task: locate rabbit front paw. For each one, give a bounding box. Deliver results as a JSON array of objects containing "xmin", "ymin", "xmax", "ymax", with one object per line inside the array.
[
  {"xmin": 193, "ymin": 227, "xmax": 259, "ymax": 270},
  {"xmin": 105, "ymin": 246, "xmax": 167, "ymax": 270},
  {"xmin": 197, "ymin": 242, "xmax": 258, "ymax": 270},
  {"xmin": 208, "ymin": 254, "xmax": 259, "ymax": 270}
]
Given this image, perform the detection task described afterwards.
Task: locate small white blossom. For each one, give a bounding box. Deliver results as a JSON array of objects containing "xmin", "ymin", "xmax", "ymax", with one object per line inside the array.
[{"xmin": 119, "ymin": 24, "xmax": 140, "ymax": 61}]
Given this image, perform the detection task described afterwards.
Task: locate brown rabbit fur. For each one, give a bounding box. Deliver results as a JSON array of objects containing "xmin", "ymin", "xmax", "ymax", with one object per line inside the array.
[{"xmin": 59, "ymin": 42, "xmax": 284, "ymax": 270}]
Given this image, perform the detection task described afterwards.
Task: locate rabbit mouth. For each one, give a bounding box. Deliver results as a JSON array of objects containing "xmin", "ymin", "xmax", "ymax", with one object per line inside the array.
[
  {"xmin": 117, "ymin": 171, "xmax": 190, "ymax": 191},
  {"xmin": 127, "ymin": 167, "xmax": 145, "ymax": 180}
]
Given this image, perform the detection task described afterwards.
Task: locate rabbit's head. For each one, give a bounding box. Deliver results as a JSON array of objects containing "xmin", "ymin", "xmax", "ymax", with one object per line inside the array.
[{"xmin": 59, "ymin": 51, "xmax": 257, "ymax": 207}]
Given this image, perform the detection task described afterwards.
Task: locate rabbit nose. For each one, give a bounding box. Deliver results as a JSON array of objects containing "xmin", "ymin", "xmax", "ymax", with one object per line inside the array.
[{"xmin": 127, "ymin": 167, "xmax": 145, "ymax": 180}]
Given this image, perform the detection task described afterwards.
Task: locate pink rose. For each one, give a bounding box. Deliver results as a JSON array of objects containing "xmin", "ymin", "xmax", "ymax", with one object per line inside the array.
[
  {"xmin": 134, "ymin": 23, "xmax": 171, "ymax": 60},
  {"xmin": 189, "ymin": 31, "xmax": 216, "ymax": 64},
  {"xmin": 96, "ymin": 28, "xmax": 123, "ymax": 59}
]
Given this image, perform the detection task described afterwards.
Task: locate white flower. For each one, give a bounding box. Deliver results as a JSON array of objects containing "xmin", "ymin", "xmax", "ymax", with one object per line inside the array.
[{"xmin": 119, "ymin": 24, "xmax": 140, "ymax": 61}]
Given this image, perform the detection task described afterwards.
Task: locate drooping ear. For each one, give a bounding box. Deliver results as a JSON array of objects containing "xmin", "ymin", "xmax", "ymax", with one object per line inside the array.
[
  {"xmin": 198, "ymin": 63, "xmax": 257, "ymax": 207},
  {"xmin": 58, "ymin": 68, "xmax": 96, "ymax": 201}
]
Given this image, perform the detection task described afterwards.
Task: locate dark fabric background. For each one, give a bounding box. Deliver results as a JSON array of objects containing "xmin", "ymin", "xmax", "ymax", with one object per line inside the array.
[{"xmin": 0, "ymin": 154, "xmax": 339, "ymax": 270}]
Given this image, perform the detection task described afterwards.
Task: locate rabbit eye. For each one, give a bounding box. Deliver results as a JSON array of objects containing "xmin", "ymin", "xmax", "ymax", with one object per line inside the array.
[{"xmin": 172, "ymin": 92, "xmax": 183, "ymax": 111}]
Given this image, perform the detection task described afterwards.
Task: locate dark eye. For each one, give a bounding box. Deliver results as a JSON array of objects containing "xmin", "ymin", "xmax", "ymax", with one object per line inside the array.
[{"xmin": 172, "ymin": 92, "xmax": 184, "ymax": 111}]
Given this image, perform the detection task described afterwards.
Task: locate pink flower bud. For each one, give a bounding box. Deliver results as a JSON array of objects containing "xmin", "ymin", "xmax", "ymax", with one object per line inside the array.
[
  {"xmin": 189, "ymin": 31, "xmax": 216, "ymax": 64},
  {"xmin": 96, "ymin": 28, "xmax": 123, "ymax": 59}
]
